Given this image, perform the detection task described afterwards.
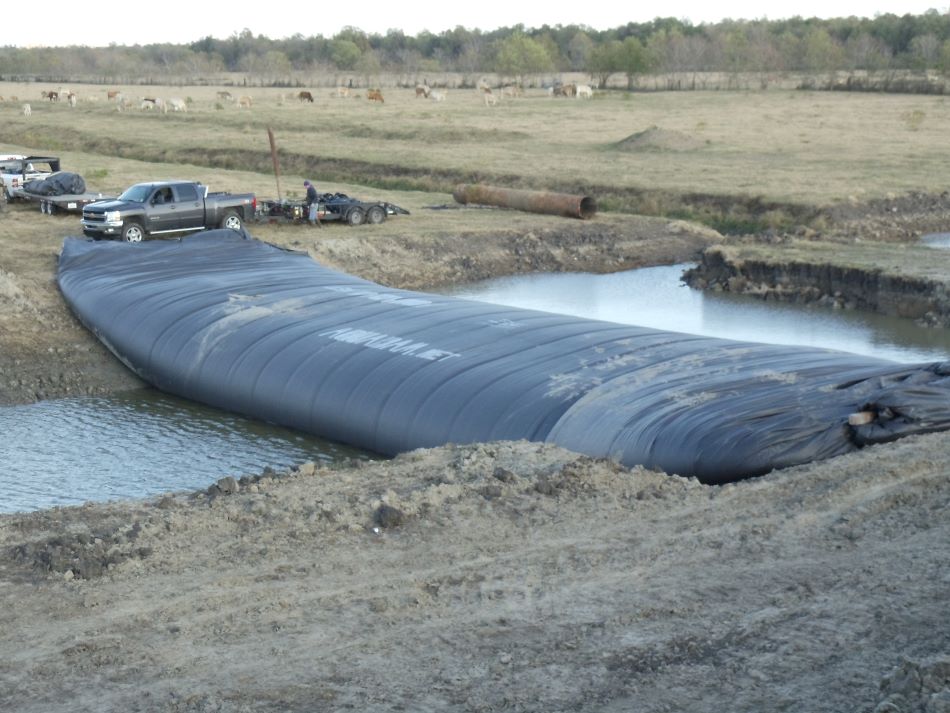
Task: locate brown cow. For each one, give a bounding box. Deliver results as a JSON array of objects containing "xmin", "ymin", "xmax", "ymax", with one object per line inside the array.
[
  {"xmin": 298, "ymin": 91, "xmax": 314, "ymax": 103},
  {"xmin": 367, "ymin": 89, "xmax": 384, "ymax": 103},
  {"xmin": 107, "ymin": 90, "xmax": 120, "ymax": 100}
]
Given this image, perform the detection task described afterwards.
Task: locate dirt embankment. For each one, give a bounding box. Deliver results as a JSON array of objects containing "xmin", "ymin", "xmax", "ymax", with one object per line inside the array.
[
  {"xmin": 1, "ymin": 436, "xmax": 948, "ymax": 713},
  {"xmin": 684, "ymin": 242, "xmax": 950, "ymax": 327},
  {"xmin": 1, "ymin": 197, "xmax": 949, "ymax": 712}
]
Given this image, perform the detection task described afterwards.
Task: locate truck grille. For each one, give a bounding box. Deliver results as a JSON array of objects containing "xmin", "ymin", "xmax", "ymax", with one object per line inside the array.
[{"xmin": 82, "ymin": 210, "xmax": 104, "ymax": 222}]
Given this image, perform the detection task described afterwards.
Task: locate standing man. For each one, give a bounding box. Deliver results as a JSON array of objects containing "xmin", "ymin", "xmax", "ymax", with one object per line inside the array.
[{"xmin": 304, "ymin": 180, "xmax": 320, "ymax": 227}]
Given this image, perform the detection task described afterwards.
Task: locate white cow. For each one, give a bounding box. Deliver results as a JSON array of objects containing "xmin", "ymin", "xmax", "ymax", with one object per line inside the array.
[
  {"xmin": 169, "ymin": 98, "xmax": 187, "ymax": 112},
  {"xmin": 575, "ymin": 84, "xmax": 593, "ymax": 99},
  {"xmin": 22, "ymin": 103, "xmax": 32, "ymax": 116},
  {"xmin": 429, "ymin": 90, "xmax": 446, "ymax": 102}
]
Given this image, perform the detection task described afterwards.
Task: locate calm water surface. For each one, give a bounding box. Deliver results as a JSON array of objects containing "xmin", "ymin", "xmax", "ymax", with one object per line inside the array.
[
  {"xmin": 1, "ymin": 390, "xmax": 369, "ymax": 513},
  {"xmin": 5, "ymin": 262, "xmax": 948, "ymax": 513},
  {"xmin": 441, "ymin": 264, "xmax": 950, "ymax": 364}
]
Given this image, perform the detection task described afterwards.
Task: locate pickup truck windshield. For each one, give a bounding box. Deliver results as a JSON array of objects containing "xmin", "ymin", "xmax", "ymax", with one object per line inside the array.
[{"xmin": 118, "ymin": 184, "xmax": 153, "ymax": 202}]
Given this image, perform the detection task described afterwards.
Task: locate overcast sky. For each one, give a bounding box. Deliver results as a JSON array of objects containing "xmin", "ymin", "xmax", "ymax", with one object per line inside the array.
[{"xmin": 10, "ymin": 1, "xmax": 949, "ymax": 47}]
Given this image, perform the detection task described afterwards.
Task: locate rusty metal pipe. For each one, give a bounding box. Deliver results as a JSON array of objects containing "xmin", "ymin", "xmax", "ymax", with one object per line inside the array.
[{"xmin": 452, "ymin": 184, "xmax": 597, "ymax": 220}]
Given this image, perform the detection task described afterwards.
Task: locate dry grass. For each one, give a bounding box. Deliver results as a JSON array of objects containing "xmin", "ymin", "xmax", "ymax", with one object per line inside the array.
[
  {"xmin": 716, "ymin": 240, "xmax": 950, "ymax": 281},
  {"xmin": 3, "ymin": 81, "xmax": 950, "ymax": 212}
]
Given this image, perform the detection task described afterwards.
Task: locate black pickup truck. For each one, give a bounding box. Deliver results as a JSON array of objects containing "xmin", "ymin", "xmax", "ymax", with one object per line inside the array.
[{"xmin": 81, "ymin": 181, "xmax": 257, "ymax": 242}]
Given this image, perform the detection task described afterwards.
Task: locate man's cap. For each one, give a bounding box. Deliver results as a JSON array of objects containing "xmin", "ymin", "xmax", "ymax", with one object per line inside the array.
[{"xmin": 303, "ymin": 180, "xmax": 311, "ymax": 186}]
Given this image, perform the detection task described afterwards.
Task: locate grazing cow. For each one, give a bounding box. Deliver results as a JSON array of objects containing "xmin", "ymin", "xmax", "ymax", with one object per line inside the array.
[
  {"xmin": 67, "ymin": 93, "xmax": 77, "ymax": 108},
  {"xmin": 238, "ymin": 95, "xmax": 252, "ymax": 108},
  {"xmin": 298, "ymin": 90, "xmax": 314, "ymax": 103},
  {"xmin": 501, "ymin": 84, "xmax": 523, "ymax": 99},
  {"xmin": 22, "ymin": 103, "xmax": 32, "ymax": 117},
  {"xmin": 575, "ymin": 84, "xmax": 593, "ymax": 99},
  {"xmin": 217, "ymin": 90, "xmax": 233, "ymax": 101},
  {"xmin": 367, "ymin": 89, "xmax": 384, "ymax": 103},
  {"xmin": 429, "ymin": 89, "xmax": 446, "ymax": 102},
  {"xmin": 168, "ymin": 97, "xmax": 187, "ymax": 112},
  {"xmin": 10, "ymin": 96, "xmax": 17, "ymax": 102},
  {"xmin": 0, "ymin": 96, "xmax": 4, "ymax": 102},
  {"xmin": 483, "ymin": 92, "xmax": 498, "ymax": 107},
  {"xmin": 415, "ymin": 84, "xmax": 430, "ymax": 98},
  {"xmin": 333, "ymin": 86, "xmax": 350, "ymax": 98},
  {"xmin": 46, "ymin": 91, "xmax": 59, "ymax": 102},
  {"xmin": 140, "ymin": 98, "xmax": 156, "ymax": 110},
  {"xmin": 107, "ymin": 90, "xmax": 120, "ymax": 100}
]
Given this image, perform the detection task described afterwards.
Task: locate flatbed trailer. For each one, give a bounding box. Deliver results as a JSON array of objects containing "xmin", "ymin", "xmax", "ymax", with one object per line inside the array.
[
  {"xmin": 13, "ymin": 188, "xmax": 114, "ymax": 215},
  {"xmin": 254, "ymin": 193, "xmax": 410, "ymax": 226}
]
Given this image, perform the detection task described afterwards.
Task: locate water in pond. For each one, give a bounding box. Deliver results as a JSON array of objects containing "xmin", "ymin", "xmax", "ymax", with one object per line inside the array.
[
  {"xmin": 921, "ymin": 233, "xmax": 950, "ymax": 249},
  {"xmin": 0, "ymin": 390, "xmax": 370, "ymax": 514},
  {"xmin": 439, "ymin": 264, "xmax": 950, "ymax": 364}
]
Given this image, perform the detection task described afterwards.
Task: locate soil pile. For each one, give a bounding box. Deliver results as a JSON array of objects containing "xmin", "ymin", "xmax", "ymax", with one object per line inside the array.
[
  {"xmin": 612, "ymin": 126, "xmax": 708, "ymax": 152},
  {"xmin": 1, "ymin": 435, "xmax": 947, "ymax": 712}
]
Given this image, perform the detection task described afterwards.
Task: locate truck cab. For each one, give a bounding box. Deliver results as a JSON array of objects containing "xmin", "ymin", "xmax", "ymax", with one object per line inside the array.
[{"xmin": 134, "ymin": 181, "xmax": 207, "ymax": 233}]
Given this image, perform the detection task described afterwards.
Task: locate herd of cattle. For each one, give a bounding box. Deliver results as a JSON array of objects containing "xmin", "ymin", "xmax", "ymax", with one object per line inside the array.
[{"xmin": 3, "ymin": 81, "xmax": 596, "ymax": 116}]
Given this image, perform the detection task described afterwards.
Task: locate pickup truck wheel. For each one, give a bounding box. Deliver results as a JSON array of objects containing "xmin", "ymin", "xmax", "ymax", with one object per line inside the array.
[
  {"xmin": 366, "ymin": 205, "xmax": 386, "ymax": 224},
  {"xmin": 122, "ymin": 221, "xmax": 145, "ymax": 243},
  {"xmin": 220, "ymin": 210, "xmax": 244, "ymax": 231},
  {"xmin": 346, "ymin": 207, "xmax": 365, "ymax": 226}
]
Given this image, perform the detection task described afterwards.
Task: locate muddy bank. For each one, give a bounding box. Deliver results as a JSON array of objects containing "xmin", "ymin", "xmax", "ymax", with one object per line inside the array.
[
  {"xmin": 683, "ymin": 241, "xmax": 950, "ymax": 327},
  {"xmin": 2, "ymin": 196, "xmax": 949, "ymax": 712},
  {"xmin": 1, "ymin": 435, "xmax": 948, "ymax": 712}
]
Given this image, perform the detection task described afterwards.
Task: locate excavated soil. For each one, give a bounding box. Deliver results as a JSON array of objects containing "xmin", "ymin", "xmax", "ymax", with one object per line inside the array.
[
  {"xmin": 0, "ymin": 196, "xmax": 948, "ymax": 712},
  {"xmin": 612, "ymin": 126, "xmax": 709, "ymax": 152}
]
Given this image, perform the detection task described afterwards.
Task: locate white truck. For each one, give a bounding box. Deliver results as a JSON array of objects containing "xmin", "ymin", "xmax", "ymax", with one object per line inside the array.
[{"xmin": 0, "ymin": 155, "xmax": 60, "ymax": 200}]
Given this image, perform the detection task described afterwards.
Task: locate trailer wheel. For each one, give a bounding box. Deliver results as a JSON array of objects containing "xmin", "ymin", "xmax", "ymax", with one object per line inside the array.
[
  {"xmin": 220, "ymin": 210, "xmax": 244, "ymax": 231},
  {"xmin": 366, "ymin": 205, "xmax": 386, "ymax": 224},
  {"xmin": 346, "ymin": 207, "xmax": 365, "ymax": 226},
  {"xmin": 122, "ymin": 221, "xmax": 145, "ymax": 243}
]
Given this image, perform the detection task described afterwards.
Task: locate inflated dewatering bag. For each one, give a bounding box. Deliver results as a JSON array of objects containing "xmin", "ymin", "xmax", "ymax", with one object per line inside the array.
[{"xmin": 57, "ymin": 231, "xmax": 950, "ymax": 484}]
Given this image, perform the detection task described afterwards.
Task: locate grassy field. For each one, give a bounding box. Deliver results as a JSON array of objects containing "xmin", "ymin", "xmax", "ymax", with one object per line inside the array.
[{"xmin": 3, "ymin": 81, "xmax": 950, "ymax": 230}]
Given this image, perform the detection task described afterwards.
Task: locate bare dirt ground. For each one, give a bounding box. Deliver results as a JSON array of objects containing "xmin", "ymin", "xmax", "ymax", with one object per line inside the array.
[{"xmin": 0, "ymin": 197, "xmax": 948, "ymax": 712}]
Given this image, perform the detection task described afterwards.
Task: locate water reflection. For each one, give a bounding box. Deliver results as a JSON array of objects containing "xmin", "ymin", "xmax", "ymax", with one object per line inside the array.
[
  {"xmin": 0, "ymin": 390, "xmax": 370, "ymax": 513},
  {"xmin": 921, "ymin": 233, "xmax": 950, "ymax": 249},
  {"xmin": 440, "ymin": 264, "xmax": 950, "ymax": 364}
]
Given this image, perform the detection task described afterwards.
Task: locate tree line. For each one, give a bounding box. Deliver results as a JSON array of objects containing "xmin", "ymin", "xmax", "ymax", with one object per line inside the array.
[{"xmin": 3, "ymin": 11, "xmax": 950, "ymax": 87}]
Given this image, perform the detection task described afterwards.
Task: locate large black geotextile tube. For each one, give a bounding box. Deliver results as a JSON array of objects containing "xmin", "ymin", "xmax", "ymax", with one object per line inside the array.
[
  {"xmin": 453, "ymin": 183, "xmax": 597, "ymax": 219},
  {"xmin": 57, "ymin": 231, "xmax": 950, "ymax": 484}
]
